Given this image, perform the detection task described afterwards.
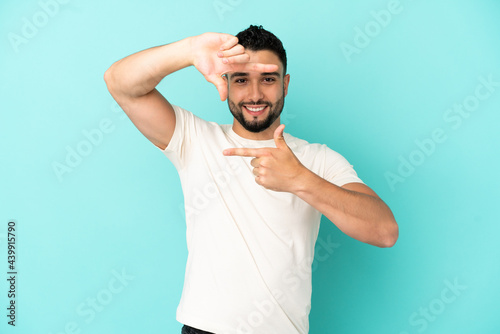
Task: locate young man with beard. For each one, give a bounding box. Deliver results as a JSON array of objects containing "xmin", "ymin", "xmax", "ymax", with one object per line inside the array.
[{"xmin": 104, "ymin": 25, "xmax": 398, "ymax": 334}]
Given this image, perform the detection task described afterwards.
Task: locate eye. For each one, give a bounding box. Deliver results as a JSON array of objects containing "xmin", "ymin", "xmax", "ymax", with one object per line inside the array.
[
  {"xmin": 235, "ymin": 78, "xmax": 247, "ymax": 84},
  {"xmin": 263, "ymin": 77, "xmax": 276, "ymax": 83}
]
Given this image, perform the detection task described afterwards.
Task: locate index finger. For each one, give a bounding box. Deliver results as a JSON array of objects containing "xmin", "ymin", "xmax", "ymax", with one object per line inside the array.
[
  {"xmin": 223, "ymin": 62, "xmax": 279, "ymax": 74},
  {"xmin": 244, "ymin": 62, "xmax": 279, "ymax": 73},
  {"xmin": 223, "ymin": 147, "xmax": 265, "ymax": 157}
]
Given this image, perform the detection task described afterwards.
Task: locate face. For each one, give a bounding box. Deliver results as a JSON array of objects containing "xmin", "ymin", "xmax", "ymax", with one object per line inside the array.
[{"xmin": 227, "ymin": 50, "xmax": 290, "ymax": 133}]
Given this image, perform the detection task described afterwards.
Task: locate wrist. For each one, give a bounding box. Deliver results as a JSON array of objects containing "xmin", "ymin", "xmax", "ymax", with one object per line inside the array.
[
  {"xmin": 291, "ymin": 167, "xmax": 321, "ymax": 196},
  {"xmin": 188, "ymin": 33, "xmax": 207, "ymax": 69},
  {"xmin": 186, "ymin": 35, "xmax": 198, "ymax": 67}
]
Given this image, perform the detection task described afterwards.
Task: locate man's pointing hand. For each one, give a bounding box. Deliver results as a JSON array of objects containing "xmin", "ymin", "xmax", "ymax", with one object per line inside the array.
[{"xmin": 223, "ymin": 125, "xmax": 309, "ymax": 193}]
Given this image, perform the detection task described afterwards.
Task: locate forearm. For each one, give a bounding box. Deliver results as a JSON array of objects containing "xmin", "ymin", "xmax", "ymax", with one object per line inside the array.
[
  {"xmin": 293, "ymin": 170, "xmax": 398, "ymax": 248},
  {"xmin": 104, "ymin": 36, "xmax": 195, "ymax": 98}
]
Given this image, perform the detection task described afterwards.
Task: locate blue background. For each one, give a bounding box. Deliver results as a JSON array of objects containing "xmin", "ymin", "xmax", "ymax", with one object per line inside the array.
[{"xmin": 1, "ymin": 0, "xmax": 499, "ymax": 333}]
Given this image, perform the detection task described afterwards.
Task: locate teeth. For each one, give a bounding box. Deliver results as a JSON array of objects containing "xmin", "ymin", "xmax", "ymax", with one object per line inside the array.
[{"xmin": 246, "ymin": 106, "xmax": 265, "ymax": 112}]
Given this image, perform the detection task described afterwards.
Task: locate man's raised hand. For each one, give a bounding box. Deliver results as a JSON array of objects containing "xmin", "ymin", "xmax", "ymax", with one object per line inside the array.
[
  {"xmin": 191, "ymin": 32, "xmax": 279, "ymax": 101},
  {"xmin": 223, "ymin": 125, "xmax": 310, "ymax": 193}
]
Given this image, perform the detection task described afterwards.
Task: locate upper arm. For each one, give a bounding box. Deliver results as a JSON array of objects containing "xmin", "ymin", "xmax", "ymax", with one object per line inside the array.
[
  {"xmin": 323, "ymin": 146, "xmax": 364, "ymax": 187},
  {"xmin": 106, "ymin": 85, "xmax": 176, "ymax": 151}
]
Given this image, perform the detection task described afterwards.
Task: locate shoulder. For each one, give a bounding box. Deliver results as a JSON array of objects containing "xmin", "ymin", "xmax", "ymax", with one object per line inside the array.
[
  {"xmin": 285, "ymin": 132, "xmax": 353, "ymax": 168},
  {"xmin": 285, "ymin": 132, "xmax": 330, "ymax": 156},
  {"xmin": 286, "ymin": 132, "xmax": 363, "ymax": 185}
]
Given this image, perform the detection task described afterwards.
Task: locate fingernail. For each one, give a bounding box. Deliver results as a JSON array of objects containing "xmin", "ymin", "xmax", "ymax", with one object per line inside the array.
[
  {"xmin": 222, "ymin": 58, "xmax": 228, "ymax": 64},
  {"xmin": 217, "ymin": 51, "xmax": 223, "ymax": 57}
]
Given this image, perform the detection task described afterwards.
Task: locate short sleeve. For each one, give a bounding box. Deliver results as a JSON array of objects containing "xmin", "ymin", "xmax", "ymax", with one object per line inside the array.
[
  {"xmin": 159, "ymin": 105, "xmax": 198, "ymax": 170},
  {"xmin": 323, "ymin": 146, "xmax": 364, "ymax": 187}
]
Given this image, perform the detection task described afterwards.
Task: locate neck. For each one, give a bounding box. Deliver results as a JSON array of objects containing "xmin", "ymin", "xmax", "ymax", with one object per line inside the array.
[{"xmin": 231, "ymin": 117, "xmax": 281, "ymax": 140}]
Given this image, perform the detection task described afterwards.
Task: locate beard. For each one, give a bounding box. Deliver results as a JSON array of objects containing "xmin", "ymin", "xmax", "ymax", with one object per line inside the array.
[{"xmin": 227, "ymin": 91, "xmax": 285, "ymax": 133}]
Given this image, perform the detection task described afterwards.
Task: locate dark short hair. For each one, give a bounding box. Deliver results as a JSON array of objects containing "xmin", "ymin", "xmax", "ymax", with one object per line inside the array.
[{"xmin": 236, "ymin": 25, "xmax": 287, "ymax": 75}]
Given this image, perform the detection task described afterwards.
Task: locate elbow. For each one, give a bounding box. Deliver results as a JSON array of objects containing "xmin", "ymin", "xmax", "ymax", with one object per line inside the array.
[
  {"xmin": 103, "ymin": 68, "xmax": 110, "ymax": 84},
  {"xmin": 379, "ymin": 220, "xmax": 399, "ymax": 248},
  {"xmin": 103, "ymin": 59, "xmax": 122, "ymax": 92},
  {"xmin": 103, "ymin": 67, "xmax": 122, "ymax": 97},
  {"xmin": 103, "ymin": 67, "xmax": 115, "ymax": 90}
]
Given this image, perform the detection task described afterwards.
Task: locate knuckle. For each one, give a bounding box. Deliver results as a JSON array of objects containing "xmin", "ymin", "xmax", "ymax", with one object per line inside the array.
[
  {"xmin": 235, "ymin": 44, "xmax": 245, "ymax": 53},
  {"xmin": 260, "ymin": 158, "xmax": 271, "ymax": 167}
]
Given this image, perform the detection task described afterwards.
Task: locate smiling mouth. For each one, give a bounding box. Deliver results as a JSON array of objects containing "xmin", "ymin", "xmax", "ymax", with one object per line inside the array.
[{"xmin": 244, "ymin": 105, "xmax": 268, "ymax": 116}]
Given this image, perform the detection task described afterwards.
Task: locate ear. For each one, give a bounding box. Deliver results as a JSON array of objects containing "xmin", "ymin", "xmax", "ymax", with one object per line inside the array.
[{"xmin": 283, "ymin": 73, "xmax": 290, "ymax": 97}]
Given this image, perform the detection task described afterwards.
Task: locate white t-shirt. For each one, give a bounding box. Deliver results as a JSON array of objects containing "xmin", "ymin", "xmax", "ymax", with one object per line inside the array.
[{"xmin": 160, "ymin": 105, "xmax": 363, "ymax": 334}]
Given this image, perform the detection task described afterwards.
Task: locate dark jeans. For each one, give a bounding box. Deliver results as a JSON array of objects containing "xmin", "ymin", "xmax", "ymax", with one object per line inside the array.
[{"xmin": 181, "ymin": 324, "xmax": 215, "ymax": 334}]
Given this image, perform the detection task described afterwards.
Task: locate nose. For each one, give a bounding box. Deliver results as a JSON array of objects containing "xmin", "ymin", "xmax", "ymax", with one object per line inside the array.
[{"xmin": 248, "ymin": 81, "xmax": 264, "ymax": 102}]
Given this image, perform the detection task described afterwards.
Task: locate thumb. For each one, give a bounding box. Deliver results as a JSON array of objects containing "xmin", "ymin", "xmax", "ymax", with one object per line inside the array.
[
  {"xmin": 274, "ymin": 124, "xmax": 288, "ymax": 150},
  {"xmin": 208, "ymin": 74, "xmax": 228, "ymax": 101}
]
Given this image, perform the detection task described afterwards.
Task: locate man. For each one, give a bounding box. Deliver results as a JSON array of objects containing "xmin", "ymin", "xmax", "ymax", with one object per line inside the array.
[{"xmin": 104, "ymin": 25, "xmax": 398, "ymax": 334}]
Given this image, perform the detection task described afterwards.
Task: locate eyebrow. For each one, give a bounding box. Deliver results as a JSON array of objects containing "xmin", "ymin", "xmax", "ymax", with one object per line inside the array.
[{"xmin": 229, "ymin": 71, "xmax": 281, "ymax": 79}]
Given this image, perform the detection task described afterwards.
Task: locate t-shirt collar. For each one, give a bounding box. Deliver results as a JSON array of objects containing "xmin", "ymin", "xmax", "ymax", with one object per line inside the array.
[{"xmin": 226, "ymin": 125, "xmax": 278, "ymax": 147}]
